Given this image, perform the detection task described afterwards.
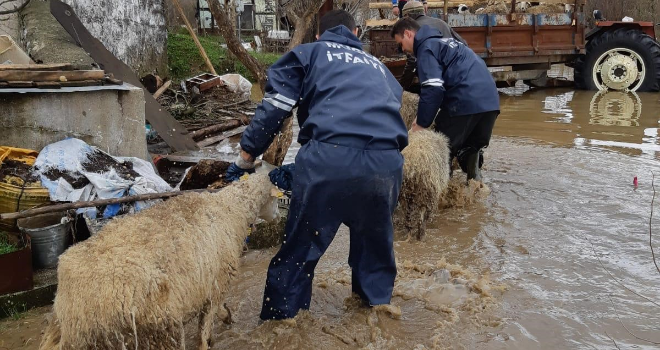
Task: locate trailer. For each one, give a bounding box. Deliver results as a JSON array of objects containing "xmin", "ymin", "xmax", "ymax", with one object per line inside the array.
[{"xmin": 367, "ymin": 0, "xmax": 660, "ymax": 92}]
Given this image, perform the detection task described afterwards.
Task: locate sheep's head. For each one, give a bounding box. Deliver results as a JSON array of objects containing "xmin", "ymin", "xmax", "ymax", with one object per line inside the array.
[
  {"xmin": 458, "ymin": 4, "xmax": 469, "ymax": 14},
  {"xmin": 515, "ymin": 1, "xmax": 531, "ymax": 11},
  {"xmin": 257, "ymin": 187, "xmax": 284, "ymax": 222}
]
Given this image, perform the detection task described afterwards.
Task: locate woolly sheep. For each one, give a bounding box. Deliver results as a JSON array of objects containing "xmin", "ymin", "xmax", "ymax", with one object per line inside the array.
[
  {"xmin": 400, "ymin": 91, "xmax": 420, "ymax": 130},
  {"xmin": 40, "ymin": 174, "xmax": 278, "ymax": 350},
  {"xmin": 458, "ymin": 4, "xmax": 470, "ymax": 14},
  {"xmin": 394, "ymin": 130, "xmax": 451, "ymax": 240}
]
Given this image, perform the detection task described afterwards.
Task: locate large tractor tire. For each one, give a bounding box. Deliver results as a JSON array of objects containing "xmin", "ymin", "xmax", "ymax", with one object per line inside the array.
[{"xmin": 574, "ymin": 27, "xmax": 660, "ymax": 92}]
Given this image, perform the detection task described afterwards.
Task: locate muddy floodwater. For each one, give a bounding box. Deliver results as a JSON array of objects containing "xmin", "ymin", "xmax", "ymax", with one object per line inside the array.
[{"xmin": 3, "ymin": 88, "xmax": 660, "ymax": 349}]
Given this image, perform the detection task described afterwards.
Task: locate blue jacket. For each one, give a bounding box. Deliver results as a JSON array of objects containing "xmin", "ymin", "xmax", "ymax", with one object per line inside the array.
[
  {"xmin": 414, "ymin": 25, "xmax": 500, "ymax": 127},
  {"xmin": 241, "ymin": 25, "xmax": 408, "ymax": 158}
]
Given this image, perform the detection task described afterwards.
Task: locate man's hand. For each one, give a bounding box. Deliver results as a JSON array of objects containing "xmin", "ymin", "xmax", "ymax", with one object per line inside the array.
[
  {"xmin": 268, "ymin": 163, "xmax": 296, "ymax": 191},
  {"xmin": 410, "ymin": 118, "xmax": 426, "ymax": 132},
  {"xmin": 393, "ymin": 6, "xmax": 400, "ymax": 17},
  {"xmin": 225, "ymin": 150, "xmax": 256, "ymax": 182}
]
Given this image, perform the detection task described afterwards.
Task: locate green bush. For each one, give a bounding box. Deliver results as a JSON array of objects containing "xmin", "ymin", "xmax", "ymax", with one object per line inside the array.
[
  {"xmin": 168, "ymin": 32, "xmax": 282, "ymax": 83},
  {"xmin": 0, "ymin": 231, "xmax": 18, "ymax": 255}
]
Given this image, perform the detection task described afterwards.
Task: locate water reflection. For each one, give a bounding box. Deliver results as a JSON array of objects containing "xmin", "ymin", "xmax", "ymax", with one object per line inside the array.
[{"xmin": 495, "ymin": 89, "xmax": 660, "ymax": 159}]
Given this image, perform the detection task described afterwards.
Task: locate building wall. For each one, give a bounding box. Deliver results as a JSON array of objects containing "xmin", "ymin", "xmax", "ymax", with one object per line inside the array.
[
  {"xmin": 64, "ymin": 0, "xmax": 168, "ymax": 76},
  {"xmin": 164, "ymin": 0, "xmax": 197, "ymax": 29},
  {"xmin": 0, "ymin": 87, "xmax": 148, "ymax": 160}
]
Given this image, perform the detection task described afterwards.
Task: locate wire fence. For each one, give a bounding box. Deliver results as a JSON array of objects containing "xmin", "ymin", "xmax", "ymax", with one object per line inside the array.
[{"xmin": 0, "ymin": 0, "xmax": 28, "ymax": 41}]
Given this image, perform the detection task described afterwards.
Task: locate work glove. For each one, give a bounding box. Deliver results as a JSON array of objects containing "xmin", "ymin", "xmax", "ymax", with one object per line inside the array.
[
  {"xmin": 268, "ymin": 163, "xmax": 295, "ymax": 191},
  {"xmin": 225, "ymin": 154, "xmax": 255, "ymax": 182}
]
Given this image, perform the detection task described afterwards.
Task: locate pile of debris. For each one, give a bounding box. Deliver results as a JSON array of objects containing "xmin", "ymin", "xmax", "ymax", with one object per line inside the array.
[{"xmin": 149, "ymin": 73, "xmax": 257, "ymax": 150}]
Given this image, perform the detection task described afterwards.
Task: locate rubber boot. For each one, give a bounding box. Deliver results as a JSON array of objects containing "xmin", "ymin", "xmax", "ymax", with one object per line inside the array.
[{"xmin": 465, "ymin": 151, "xmax": 482, "ymax": 182}]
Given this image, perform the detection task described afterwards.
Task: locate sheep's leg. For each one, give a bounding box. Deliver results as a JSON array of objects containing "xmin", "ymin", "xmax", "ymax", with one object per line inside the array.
[
  {"xmin": 180, "ymin": 320, "xmax": 186, "ymax": 350},
  {"xmin": 219, "ymin": 303, "xmax": 233, "ymax": 325},
  {"xmin": 198, "ymin": 300, "xmax": 218, "ymax": 350},
  {"xmin": 404, "ymin": 204, "xmax": 415, "ymax": 242}
]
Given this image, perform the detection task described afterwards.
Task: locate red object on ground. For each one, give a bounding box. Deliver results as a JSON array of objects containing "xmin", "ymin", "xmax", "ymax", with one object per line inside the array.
[{"xmin": 634, "ymin": 176, "xmax": 638, "ymax": 187}]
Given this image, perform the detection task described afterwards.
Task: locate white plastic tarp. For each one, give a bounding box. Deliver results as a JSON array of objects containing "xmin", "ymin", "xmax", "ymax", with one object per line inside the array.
[{"xmin": 35, "ymin": 138, "xmax": 172, "ymax": 218}]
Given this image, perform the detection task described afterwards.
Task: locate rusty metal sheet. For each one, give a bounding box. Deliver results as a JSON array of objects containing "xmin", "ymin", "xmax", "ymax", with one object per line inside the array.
[{"xmin": 445, "ymin": 13, "xmax": 574, "ymax": 27}]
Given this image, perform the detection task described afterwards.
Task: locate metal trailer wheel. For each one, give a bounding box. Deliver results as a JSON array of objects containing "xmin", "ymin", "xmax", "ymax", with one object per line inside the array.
[
  {"xmin": 574, "ymin": 27, "xmax": 660, "ymax": 92},
  {"xmin": 592, "ymin": 48, "xmax": 646, "ymax": 91}
]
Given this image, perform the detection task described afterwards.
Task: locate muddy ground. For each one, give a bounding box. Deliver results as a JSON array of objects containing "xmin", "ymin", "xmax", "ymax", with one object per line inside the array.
[{"xmin": 2, "ymin": 88, "xmax": 660, "ymax": 349}]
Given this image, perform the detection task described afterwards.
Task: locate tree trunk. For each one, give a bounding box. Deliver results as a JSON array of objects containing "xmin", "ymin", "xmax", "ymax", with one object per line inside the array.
[
  {"xmin": 208, "ymin": 0, "xmax": 268, "ymax": 92},
  {"xmin": 288, "ymin": 13, "xmax": 314, "ymax": 49},
  {"xmin": 262, "ymin": 116, "xmax": 294, "ymax": 166}
]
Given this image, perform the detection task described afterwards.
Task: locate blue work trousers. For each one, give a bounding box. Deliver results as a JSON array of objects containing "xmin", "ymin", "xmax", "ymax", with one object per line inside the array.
[{"xmin": 260, "ymin": 140, "xmax": 403, "ymax": 320}]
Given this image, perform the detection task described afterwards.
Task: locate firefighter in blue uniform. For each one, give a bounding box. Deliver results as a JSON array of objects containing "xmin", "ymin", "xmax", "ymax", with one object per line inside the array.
[
  {"xmin": 391, "ymin": 18, "xmax": 500, "ymax": 181},
  {"xmin": 226, "ymin": 10, "xmax": 408, "ymax": 321}
]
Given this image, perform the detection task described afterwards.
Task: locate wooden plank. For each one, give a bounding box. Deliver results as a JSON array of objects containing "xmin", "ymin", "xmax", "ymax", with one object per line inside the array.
[
  {"xmin": 0, "ymin": 189, "xmax": 227, "ymax": 221},
  {"xmin": 366, "ymin": 19, "xmax": 397, "ymax": 27},
  {"xmin": 190, "ymin": 119, "xmax": 243, "ymax": 141},
  {"xmin": 197, "ymin": 126, "xmax": 247, "ymax": 148},
  {"xmin": 153, "ymin": 80, "xmax": 172, "ymax": 99},
  {"xmin": 0, "ymin": 70, "xmax": 105, "ymax": 82},
  {"xmin": 59, "ymin": 80, "xmax": 104, "ymax": 87},
  {"xmin": 34, "ymin": 82, "xmax": 62, "ymax": 89},
  {"xmin": 0, "ymin": 63, "xmax": 73, "ymax": 71},
  {"xmin": 6, "ymin": 81, "xmax": 34, "ymax": 88},
  {"xmin": 105, "ymin": 77, "xmax": 123, "ymax": 85},
  {"xmin": 50, "ymin": 0, "xmax": 199, "ymax": 152}
]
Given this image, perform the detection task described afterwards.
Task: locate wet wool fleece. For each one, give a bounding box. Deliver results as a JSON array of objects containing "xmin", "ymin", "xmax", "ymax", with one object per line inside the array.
[
  {"xmin": 394, "ymin": 130, "xmax": 451, "ymax": 240},
  {"xmin": 400, "ymin": 92, "xmax": 420, "ymax": 130},
  {"xmin": 40, "ymin": 174, "xmax": 274, "ymax": 350}
]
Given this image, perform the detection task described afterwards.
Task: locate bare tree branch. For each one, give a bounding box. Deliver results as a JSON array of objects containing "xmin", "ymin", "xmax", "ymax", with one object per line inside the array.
[
  {"xmin": 588, "ymin": 239, "xmax": 660, "ymax": 308},
  {"xmin": 607, "ymin": 294, "xmax": 660, "ymax": 345},
  {"xmin": 0, "ymin": 0, "xmax": 28, "ymax": 15},
  {"xmin": 207, "ymin": 0, "xmax": 267, "ymax": 91},
  {"xmin": 650, "ymin": 172, "xmax": 660, "ymax": 274},
  {"xmin": 604, "ymin": 331, "xmax": 621, "ymax": 350}
]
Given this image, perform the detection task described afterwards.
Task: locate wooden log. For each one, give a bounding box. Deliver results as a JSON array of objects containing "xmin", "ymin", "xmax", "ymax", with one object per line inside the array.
[
  {"xmin": 0, "ymin": 63, "xmax": 73, "ymax": 71},
  {"xmin": 171, "ymin": 0, "xmax": 217, "ymax": 75},
  {"xmin": 0, "ymin": 70, "xmax": 105, "ymax": 82},
  {"xmin": 369, "ymin": 1, "xmax": 473, "ymax": 9},
  {"xmin": 105, "ymin": 77, "xmax": 123, "ymax": 85},
  {"xmin": 197, "ymin": 126, "xmax": 247, "ymax": 148},
  {"xmin": 190, "ymin": 119, "xmax": 243, "ymax": 141},
  {"xmin": 0, "ymin": 189, "xmax": 223, "ymax": 221},
  {"xmin": 34, "ymin": 82, "xmax": 62, "ymax": 89},
  {"xmin": 140, "ymin": 73, "xmax": 163, "ymax": 93},
  {"xmin": 153, "ymin": 80, "xmax": 172, "ymax": 99},
  {"xmin": 6, "ymin": 81, "xmax": 34, "ymax": 88}
]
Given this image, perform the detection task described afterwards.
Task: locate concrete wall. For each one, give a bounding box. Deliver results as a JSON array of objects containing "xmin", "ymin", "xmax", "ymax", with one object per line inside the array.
[
  {"xmin": 0, "ymin": 86, "xmax": 149, "ymax": 160},
  {"xmin": 0, "ymin": 0, "xmax": 21, "ymax": 42},
  {"xmin": 64, "ymin": 0, "xmax": 168, "ymax": 76}
]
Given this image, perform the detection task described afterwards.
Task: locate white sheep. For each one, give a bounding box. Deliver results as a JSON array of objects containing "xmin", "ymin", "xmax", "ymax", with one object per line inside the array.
[
  {"xmin": 40, "ymin": 174, "xmax": 278, "ymax": 350},
  {"xmin": 458, "ymin": 4, "xmax": 470, "ymax": 14},
  {"xmin": 515, "ymin": 1, "xmax": 531, "ymax": 12},
  {"xmin": 394, "ymin": 130, "xmax": 451, "ymax": 240}
]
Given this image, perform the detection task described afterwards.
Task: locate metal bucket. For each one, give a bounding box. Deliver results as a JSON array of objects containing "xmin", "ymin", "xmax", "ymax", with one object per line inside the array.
[{"xmin": 17, "ymin": 212, "xmax": 72, "ymax": 269}]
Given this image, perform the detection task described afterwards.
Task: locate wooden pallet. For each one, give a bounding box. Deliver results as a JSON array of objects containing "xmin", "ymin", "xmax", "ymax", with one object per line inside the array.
[{"xmin": 0, "ymin": 64, "xmax": 122, "ymax": 89}]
